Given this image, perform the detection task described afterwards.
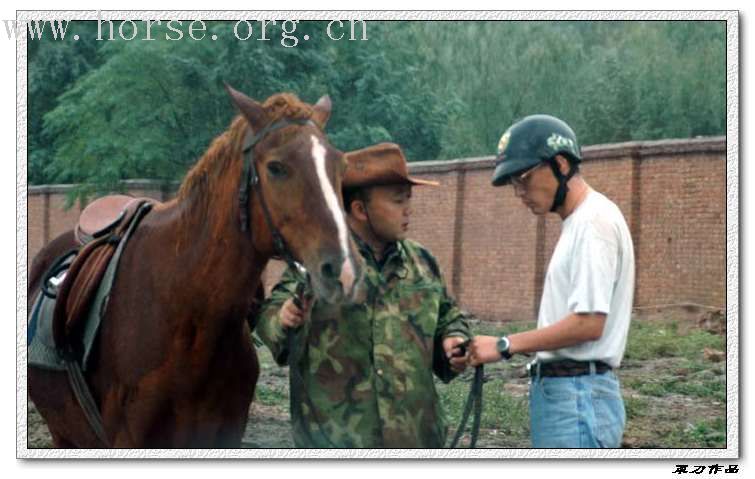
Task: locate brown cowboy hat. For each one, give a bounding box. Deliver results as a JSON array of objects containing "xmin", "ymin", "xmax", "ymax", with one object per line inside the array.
[{"xmin": 343, "ymin": 143, "xmax": 440, "ymax": 189}]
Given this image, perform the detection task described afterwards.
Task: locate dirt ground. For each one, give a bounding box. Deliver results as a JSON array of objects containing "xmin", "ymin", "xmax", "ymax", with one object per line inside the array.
[
  {"xmin": 27, "ymin": 362, "xmax": 724, "ymax": 449},
  {"xmin": 26, "ymin": 307, "xmax": 726, "ymax": 450}
]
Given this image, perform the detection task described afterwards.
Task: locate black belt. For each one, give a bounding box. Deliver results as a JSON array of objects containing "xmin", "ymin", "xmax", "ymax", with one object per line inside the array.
[{"xmin": 528, "ymin": 359, "xmax": 612, "ymax": 378}]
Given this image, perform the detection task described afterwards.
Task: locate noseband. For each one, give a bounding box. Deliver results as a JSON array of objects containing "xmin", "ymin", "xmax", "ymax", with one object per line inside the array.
[{"xmin": 238, "ymin": 118, "xmax": 316, "ymax": 270}]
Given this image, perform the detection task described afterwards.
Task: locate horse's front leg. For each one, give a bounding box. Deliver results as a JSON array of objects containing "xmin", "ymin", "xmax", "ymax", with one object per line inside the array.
[{"xmin": 101, "ymin": 378, "xmax": 176, "ymax": 447}]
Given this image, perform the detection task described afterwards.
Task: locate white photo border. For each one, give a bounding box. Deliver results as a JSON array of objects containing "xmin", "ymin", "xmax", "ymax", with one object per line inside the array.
[{"xmin": 16, "ymin": 9, "xmax": 739, "ymax": 460}]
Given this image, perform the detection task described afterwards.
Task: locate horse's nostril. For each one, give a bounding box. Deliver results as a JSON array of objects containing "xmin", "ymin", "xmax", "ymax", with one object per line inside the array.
[{"xmin": 320, "ymin": 261, "xmax": 338, "ymax": 280}]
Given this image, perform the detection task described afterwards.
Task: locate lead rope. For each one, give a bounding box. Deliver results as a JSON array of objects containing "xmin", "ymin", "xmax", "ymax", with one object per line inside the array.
[
  {"xmin": 286, "ymin": 266, "xmax": 340, "ymax": 448},
  {"xmin": 449, "ymin": 340, "xmax": 484, "ymax": 448}
]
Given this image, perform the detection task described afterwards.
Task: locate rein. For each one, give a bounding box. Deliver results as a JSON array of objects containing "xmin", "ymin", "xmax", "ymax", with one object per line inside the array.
[
  {"xmin": 449, "ymin": 340, "xmax": 485, "ymax": 448},
  {"xmin": 286, "ymin": 265, "xmax": 342, "ymax": 448}
]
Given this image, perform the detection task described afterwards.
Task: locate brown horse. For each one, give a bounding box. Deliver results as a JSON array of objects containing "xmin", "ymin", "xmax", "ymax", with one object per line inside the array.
[{"xmin": 28, "ymin": 85, "xmax": 364, "ymax": 448}]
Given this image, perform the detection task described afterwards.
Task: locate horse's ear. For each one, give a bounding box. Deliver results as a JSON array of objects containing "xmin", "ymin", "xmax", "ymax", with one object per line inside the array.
[
  {"xmin": 312, "ymin": 95, "xmax": 332, "ymax": 129},
  {"xmin": 224, "ymin": 83, "xmax": 267, "ymax": 131}
]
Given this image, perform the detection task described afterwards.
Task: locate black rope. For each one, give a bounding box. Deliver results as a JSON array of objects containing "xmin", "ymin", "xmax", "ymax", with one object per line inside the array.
[
  {"xmin": 449, "ymin": 364, "xmax": 484, "ymax": 448},
  {"xmin": 286, "ymin": 266, "xmax": 340, "ymax": 448}
]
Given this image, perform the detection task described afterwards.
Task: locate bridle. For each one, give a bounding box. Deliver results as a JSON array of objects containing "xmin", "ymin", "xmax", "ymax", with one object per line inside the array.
[
  {"xmin": 238, "ymin": 117, "xmax": 317, "ymax": 272},
  {"xmin": 238, "ymin": 117, "xmax": 343, "ymax": 447}
]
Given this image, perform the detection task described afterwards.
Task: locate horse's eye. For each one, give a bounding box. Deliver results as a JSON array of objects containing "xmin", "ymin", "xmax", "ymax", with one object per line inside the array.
[{"xmin": 267, "ymin": 161, "xmax": 288, "ymax": 179}]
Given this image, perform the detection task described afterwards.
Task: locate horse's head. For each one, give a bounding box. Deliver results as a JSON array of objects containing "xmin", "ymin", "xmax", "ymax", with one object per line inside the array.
[{"xmin": 225, "ymin": 85, "xmax": 364, "ymax": 304}]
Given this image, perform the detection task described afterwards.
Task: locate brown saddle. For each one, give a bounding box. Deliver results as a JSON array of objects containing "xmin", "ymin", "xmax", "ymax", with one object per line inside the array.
[
  {"xmin": 75, "ymin": 194, "xmax": 150, "ymax": 245},
  {"xmin": 53, "ymin": 195, "xmax": 154, "ymax": 352}
]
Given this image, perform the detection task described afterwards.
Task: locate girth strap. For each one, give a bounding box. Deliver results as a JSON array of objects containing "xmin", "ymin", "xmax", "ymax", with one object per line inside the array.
[
  {"xmin": 51, "ymin": 200, "xmax": 153, "ymax": 448},
  {"xmin": 64, "ymin": 357, "xmax": 110, "ymax": 447}
]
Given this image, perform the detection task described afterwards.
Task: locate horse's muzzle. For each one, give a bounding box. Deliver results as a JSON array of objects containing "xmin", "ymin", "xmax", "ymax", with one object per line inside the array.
[{"xmin": 310, "ymin": 254, "xmax": 364, "ymax": 305}]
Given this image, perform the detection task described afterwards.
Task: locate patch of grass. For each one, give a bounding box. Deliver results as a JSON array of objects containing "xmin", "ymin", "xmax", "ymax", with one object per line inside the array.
[
  {"xmin": 624, "ymin": 320, "xmax": 724, "ymax": 361},
  {"xmin": 678, "ymin": 331, "xmax": 726, "ymax": 362},
  {"xmin": 471, "ymin": 321, "xmax": 536, "ymax": 337},
  {"xmin": 624, "ymin": 321, "xmax": 681, "ymax": 359},
  {"xmin": 254, "ymin": 384, "xmax": 289, "ymax": 406},
  {"xmin": 245, "ymin": 316, "xmax": 725, "ymax": 449},
  {"xmin": 687, "ymin": 418, "xmax": 727, "ymax": 447},
  {"xmin": 624, "ymin": 396, "xmax": 650, "ymax": 420},
  {"xmin": 628, "ymin": 379, "xmax": 668, "ymax": 398},
  {"xmin": 673, "ymin": 358, "xmax": 711, "ymax": 375},
  {"xmin": 663, "ymin": 417, "xmax": 726, "ymax": 448},
  {"xmin": 253, "ymin": 335, "xmax": 279, "ymax": 367},
  {"xmin": 626, "ymin": 373, "xmax": 725, "ymax": 402},
  {"xmin": 479, "ymin": 385, "xmax": 529, "ymax": 436},
  {"xmin": 667, "ymin": 376, "xmax": 725, "ymax": 402},
  {"xmin": 437, "ymin": 367, "xmax": 529, "ymax": 440}
]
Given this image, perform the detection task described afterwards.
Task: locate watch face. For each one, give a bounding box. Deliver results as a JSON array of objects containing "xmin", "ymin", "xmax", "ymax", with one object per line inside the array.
[{"xmin": 497, "ymin": 337, "xmax": 511, "ymax": 359}]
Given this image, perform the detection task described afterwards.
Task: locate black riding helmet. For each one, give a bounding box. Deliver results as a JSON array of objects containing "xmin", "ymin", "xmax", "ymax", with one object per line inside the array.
[{"xmin": 491, "ymin": 114, "xmax": 582, "ymax": 211}]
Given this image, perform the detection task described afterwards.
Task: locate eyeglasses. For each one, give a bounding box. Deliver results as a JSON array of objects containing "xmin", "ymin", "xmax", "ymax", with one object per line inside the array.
[{"xmin": 510, "ymin": 163, "xmax": 544, "ymax": 191}]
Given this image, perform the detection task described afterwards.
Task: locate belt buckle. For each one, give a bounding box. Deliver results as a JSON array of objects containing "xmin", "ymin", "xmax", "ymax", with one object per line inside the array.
[{"xmin": 526, "ymin": 360, "xmax": 537, "ymax": 378}]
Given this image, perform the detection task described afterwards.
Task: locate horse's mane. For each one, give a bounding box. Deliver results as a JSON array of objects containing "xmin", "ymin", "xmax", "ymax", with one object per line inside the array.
[{"xmin": 177, "ymin": 93, "xmax": 315, "ymax": 204}]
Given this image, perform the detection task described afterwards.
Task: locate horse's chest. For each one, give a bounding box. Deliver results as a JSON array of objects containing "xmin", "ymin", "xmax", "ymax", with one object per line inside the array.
[
  {"xmin": 167, "ymin": 339, "xmax": 256, "ymax": 395},
  {"xmin": 126, "ymin": 342, "xmax": 257, "ymax": 446}
]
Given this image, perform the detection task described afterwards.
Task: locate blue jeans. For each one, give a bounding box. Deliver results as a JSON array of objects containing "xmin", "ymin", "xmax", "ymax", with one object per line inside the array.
[{"xmin": 529, "ymin": 367, "xmax": 626, "ymax": 448}]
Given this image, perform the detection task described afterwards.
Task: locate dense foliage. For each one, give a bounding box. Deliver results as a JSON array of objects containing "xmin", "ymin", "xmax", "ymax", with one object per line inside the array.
[{"xmin": 28, "ymin": 20, "xmax": 726, "ymax": 194}]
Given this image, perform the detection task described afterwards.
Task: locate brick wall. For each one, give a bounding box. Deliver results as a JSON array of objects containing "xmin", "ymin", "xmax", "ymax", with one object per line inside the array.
[{"xmin": 26, "ymin": 137, "xmax": 727, "ymax": 321}]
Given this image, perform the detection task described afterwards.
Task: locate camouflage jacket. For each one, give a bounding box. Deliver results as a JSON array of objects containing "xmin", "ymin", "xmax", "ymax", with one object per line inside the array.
[{"xmin": 256, "ymin": 235, "xmax": 472, "ymax": 448}]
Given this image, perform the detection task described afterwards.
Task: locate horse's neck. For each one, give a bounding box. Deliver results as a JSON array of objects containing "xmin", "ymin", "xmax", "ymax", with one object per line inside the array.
[{"xmin": 139, "ymin": 198, "xmax": 270, "ymax": 322}]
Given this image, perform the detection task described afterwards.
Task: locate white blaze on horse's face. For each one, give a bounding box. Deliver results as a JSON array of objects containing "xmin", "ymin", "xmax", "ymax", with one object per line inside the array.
[{"xmin": 310, "ymin": 135, "xmax": 356, "ymax": 296}]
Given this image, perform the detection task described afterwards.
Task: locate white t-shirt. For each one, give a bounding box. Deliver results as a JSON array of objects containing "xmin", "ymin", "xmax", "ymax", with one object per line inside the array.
[{"xmin": 535, "ymin": 189, "xmax": 635, "ymax": 368}]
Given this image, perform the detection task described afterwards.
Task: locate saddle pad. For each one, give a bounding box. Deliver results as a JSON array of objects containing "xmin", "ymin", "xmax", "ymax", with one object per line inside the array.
[
  {"xmin": 28, "ymin": 202, "xmax": 150, "ymax": 371},
  {"xmin": 28, "ymin": 291, "xmax": 67, "ymax": 371}
]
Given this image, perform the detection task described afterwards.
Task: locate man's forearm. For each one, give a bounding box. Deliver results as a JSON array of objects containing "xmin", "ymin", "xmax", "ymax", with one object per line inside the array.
[{"xmin": 508, "ymin": 313, "xmax": 606, "ymax": 355}]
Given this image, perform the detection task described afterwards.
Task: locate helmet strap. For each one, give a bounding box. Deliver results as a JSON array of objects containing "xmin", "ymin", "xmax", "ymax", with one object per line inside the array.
[{"xmin": 547, "ymin": 157, "xmax": 577, "ymax": 212}]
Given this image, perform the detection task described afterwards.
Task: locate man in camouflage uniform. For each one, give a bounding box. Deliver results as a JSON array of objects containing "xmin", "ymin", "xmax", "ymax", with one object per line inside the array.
[{"xmin": 256, "ymin": 143, "xmax": 472, "ymax": 448}]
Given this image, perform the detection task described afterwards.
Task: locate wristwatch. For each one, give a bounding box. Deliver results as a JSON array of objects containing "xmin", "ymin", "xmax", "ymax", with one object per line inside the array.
[{"xmin": 496, "ymin": 336, "xmax": 512, "ymax": 360}]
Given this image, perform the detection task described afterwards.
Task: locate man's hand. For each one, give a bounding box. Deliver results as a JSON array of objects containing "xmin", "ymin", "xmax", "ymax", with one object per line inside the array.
[
  {"xmin": 443, "ymin": 336, "xmax": 469, "ymax": 374},
  {"xmin": 468, "ymin": 335, "xmax": 503, "ymax": 367},
  {"xmin": 280, "ymin": 296, "xmax": 313, "ymax": 329}
]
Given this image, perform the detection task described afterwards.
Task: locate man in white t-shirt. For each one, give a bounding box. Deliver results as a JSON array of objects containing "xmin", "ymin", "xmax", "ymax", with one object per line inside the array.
[{"xmin": 468, "ymin": 114, "xmax": 635, "ymax": 448}]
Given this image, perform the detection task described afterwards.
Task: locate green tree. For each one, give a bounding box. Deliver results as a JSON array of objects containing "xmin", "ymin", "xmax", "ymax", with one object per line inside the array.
[
  {"xmin": 29, "ymin": 20, "xmax": 727, "ymax": 194},
  {"xmin": 28, "ymin": 22, "xmax": 101, "ymax": 184},
  {"xmin": 37, "ymin": 20, "xmax": 459, "ymax": 198}
]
